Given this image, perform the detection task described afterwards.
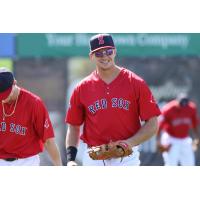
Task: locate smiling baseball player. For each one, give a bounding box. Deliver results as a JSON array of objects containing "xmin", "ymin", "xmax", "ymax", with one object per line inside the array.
[{"xmin": 65, "ymin": 34, "xmax": 161, "ymax": 166}]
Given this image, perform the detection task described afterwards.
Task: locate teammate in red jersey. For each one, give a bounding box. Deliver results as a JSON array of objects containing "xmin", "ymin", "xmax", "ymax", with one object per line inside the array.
[
  {"xmin": 157, "ymin": 94, "xmax": 200, "ymax": 166},
  {"xmin": 0, "ymin": 68, "xmax": 62, "ymax": 166},
  {"xmin": 65, "ymin": 33, "xmax": 161, "ymax": 166}
]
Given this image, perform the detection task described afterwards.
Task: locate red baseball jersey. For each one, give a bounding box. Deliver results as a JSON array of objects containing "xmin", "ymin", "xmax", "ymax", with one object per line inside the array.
[
  {"xmin": 159, "ymin": 100, "xmax": 198, "ymax": 138},
  {"xmin": 0, "ymin": 88, "xmax": 54, "ymax": 159},
  {"xmin": 66, "ymin": 67, "xmax": 161, "ymax": 146}
]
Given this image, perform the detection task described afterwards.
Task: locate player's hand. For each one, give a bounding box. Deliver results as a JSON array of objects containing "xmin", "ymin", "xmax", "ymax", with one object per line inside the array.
[
  {"xmin": 156, "ymin": 140, "xmax": 162, "ymax": 152},
  {"xmin": 156, "ymin": 140, "xmax": 171, "ymax": 153},
  {"xmin": 67, "ymin": 161, "xmax": 78, "ymax": 166},
  {"xmin": 111, "ymin": 140, "xmax": 132, "ymax": 148},
  {"xmin": 109, "ymin": 140, "xmax": 133, "ymax": 156}
]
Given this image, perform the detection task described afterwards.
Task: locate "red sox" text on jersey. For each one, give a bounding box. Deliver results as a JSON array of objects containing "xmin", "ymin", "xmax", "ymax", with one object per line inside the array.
[
  {"xmin": 0, "ymin": 122, "xmax": 27, "ymax": 136},
  {"xmin": 88, "ymin": 98, "xmax": 131, "ymax": 114}
]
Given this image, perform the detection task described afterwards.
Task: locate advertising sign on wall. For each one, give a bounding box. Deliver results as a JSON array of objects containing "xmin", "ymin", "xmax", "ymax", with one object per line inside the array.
[{"xmin": 17, "ymin": 33, "xmax": 200, "ymax": 57}]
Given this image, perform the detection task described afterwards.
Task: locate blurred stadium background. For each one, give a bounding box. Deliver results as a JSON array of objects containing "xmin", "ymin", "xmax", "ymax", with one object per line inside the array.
[{"xmin": 1, "ymin": 33, "xmax": 200, "ymax": 166}]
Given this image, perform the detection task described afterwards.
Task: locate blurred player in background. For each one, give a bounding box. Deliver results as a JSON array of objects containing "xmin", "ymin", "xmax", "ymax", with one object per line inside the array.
[
  {"xmin": 65, "ymin": 33, "xmax": 160, "ymax": 166},
  {"xmin": 0, "ymin": 68, "xmax": 62, "ymax": 166},
  {"xmin": 157, "ymin": 93, "xmax": 200, "ymax": 166}
]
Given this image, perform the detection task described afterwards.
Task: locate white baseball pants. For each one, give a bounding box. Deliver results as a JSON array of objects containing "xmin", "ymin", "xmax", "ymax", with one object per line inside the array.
[
  {"xmin": 0, "ymin": 155, "xmax": 40, "ymax": 166},
  {"xmin": 161, "ymin": 132, "xmax": 195, "ymax": 166}
]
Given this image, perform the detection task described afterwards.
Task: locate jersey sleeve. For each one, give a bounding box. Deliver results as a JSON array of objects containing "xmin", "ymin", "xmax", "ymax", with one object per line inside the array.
[
  {"xmin": 65, "ymin": 85, "xmax": 85, "ymax": 126},
  {"xmin": 33, "ymin": 98, "xmax": 55, "ymax": 142},
  {"xmin": 138, "ymin": 80, "xmax": 161, "ymax": 121}
]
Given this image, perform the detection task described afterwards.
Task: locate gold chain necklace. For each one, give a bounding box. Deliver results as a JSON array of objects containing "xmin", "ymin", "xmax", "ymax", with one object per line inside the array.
[{"xmin": 2, "ymin": 91, "xmax": 19, "ymax": 120}]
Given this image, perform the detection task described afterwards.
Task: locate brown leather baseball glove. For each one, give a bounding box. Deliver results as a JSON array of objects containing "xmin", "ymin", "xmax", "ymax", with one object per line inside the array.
[{"xmin": 88, "ymin": 142, "xmax": 133, "ymax": 161}]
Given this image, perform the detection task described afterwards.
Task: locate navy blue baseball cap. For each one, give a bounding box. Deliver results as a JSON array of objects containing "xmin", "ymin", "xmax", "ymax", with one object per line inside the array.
[
  {"xmin": 89, "ymin": 33, "xmax": 115, "ymax": 53},
  {"xmin": 177, "ymin": 93, "xmax": 189, "ymax": 107},
  {"xmin": 0, "ymin": 68, "xmax": 14, "ymax": 101}
]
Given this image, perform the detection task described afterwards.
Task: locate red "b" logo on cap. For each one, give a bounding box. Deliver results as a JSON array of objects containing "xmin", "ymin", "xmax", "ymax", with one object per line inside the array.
[{"xmin": 98, "ymin": 35, "xmax": 104, "ymax": 45}]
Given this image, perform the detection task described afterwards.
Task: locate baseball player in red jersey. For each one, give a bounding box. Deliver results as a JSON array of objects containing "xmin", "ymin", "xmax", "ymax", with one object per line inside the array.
[
  {"xmin": 0, "ymin": 68, "xmax": 62, "ymax": 166},
  {"xmin": 65, "ymin": 33, "xmax": 161, "ymax": 166},
  {"xmin": 157, "ymin": 94, "xmax": 200, "ymax": 166}
]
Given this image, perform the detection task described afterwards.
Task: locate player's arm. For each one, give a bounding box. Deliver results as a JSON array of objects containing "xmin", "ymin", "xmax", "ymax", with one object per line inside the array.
[
  {"xmin": 33, "ymin": 98, "xmax": 62, "ymax": 166},
  {"xmin": 156, "ymin": 114, "xmax": 167, "ymax": 146},
  {"xmin": 44, "ymin": 138, "xmax": 62, "ymax": 166},
  {"xmin": 191, "ymin": 122, "xmax": 200, "ymax": 149},
  {"xmin": 124, "ymin": 79, "xmax": 159, "ymax": 147},
  {"xmin": 123, "ymin": 116, "xmax": 159, "ymax": 147},
  {"xmin": 191, "ymin": 111, "xmax": 200, "ymax": 141},
  {"xmin": 190, "ymin": 126, "xmax": 200, "ymax": 152},
  {"xmin": 65, "ymin": 124, "xmax": 80, "ymax": 166},
  {"xmin": 191, "ymin": 105, "xmax": 200, "ymax": 148}
]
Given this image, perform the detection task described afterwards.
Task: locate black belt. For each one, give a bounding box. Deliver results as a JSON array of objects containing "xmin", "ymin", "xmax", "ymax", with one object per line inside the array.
[{"xmin": 3, "ymin": 158, "xmax": 18, "ymax": 162}]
